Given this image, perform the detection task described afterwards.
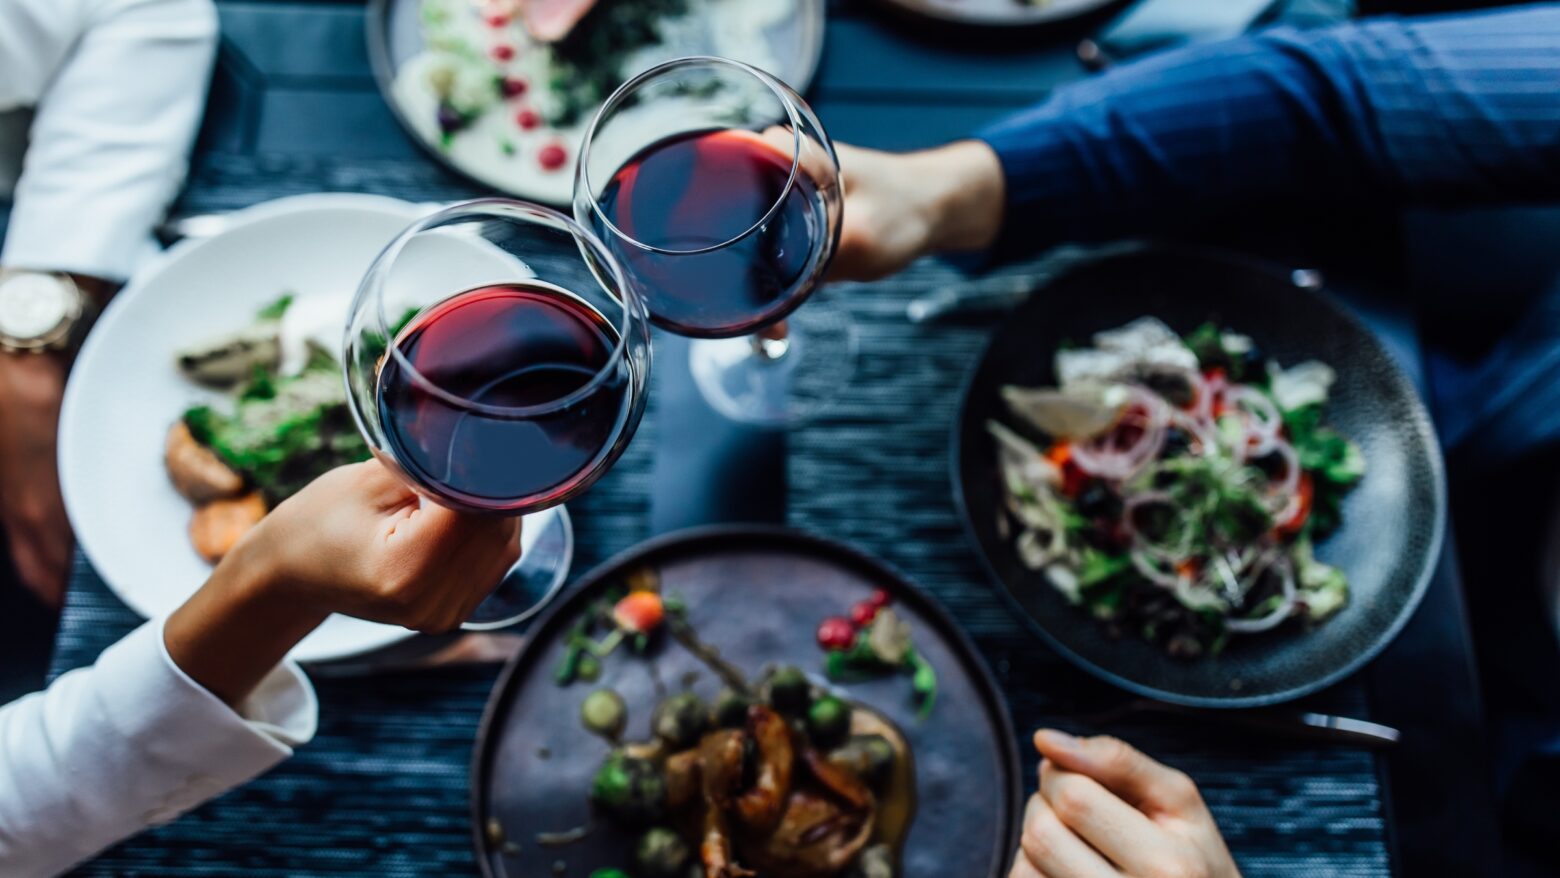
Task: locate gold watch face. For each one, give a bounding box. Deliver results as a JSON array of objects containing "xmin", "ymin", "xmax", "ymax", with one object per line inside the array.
[{"xmin": 0, "ymin": 273, "xmax": 78, "ymax": 350}]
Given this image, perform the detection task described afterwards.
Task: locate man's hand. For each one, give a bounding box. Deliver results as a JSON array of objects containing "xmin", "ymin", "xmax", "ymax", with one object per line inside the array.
[
  {"xmin": 1011, "ymin": 730, "xmax": 1240, "ymax": 878},
  {"xmin": 0, "ymin": 353, "xmax": 73, "ymax": 608},
  {"xmin": 166, "ymin": 461, "xmax": 521, "ymax": 705},
  {"xmin": 829, "ymin": 140, "xmax": 1006, "ymax": 283}
]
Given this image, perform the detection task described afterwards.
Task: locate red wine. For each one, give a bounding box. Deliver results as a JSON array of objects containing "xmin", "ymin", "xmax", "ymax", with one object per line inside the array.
[
  {"xmin": 593, "ymin": 128, "xmax": 826, "ymax": 338},
  {"xmin": 376, "ymin": 282, "xmax": 629, "ymax": 513}
]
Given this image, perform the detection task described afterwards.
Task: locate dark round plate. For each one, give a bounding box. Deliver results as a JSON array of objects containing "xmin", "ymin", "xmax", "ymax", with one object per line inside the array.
[
  {"xmin": 368, "ymin": 0, "xmax": 827, "ymax": 204},
  {"xmin": 471, "ymin": 525, "xmax": 1022, "ymax": 878},
  {"xmin": 953, "ymin": 247, "xmax": 1447, "ymax": 708},
  {"xmin": 868, "ymin": 0, "xmax": 1117, "ymax": 28}
]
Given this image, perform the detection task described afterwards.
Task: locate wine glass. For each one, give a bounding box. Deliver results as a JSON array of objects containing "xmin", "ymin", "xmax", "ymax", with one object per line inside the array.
[
  {"xmin": 344, "ymin": 199, "xmax": 651, "ymax": 629},
  {"xmin": 574, "ymin": 56, "xmax": 850, "ymax": 425}
]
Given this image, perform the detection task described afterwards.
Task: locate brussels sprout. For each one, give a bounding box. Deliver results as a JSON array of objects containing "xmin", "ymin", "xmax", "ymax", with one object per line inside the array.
[
  {"xmin": 591, "ymin": 752, "xmax": 667, "ymax": 825},
  {"xmin": 829, "ymin": 734, "xmax": 897, "ymax": 790},
  {"xmin": 848, "ymin": 844, "xmax": 895, "ymax": 878},
  {"xmin": 806, "ymin": 694, "xmax": 852, "ymax": 748},
  {"xmin": 763, "ymin": 666, "xmax": 812, "ymax": 715},
  {"xmin": 581, "ymin": 689, "xmax": 627, "ymax": 739},
  {"xmin": 711, "ymin": 688, "xmax": 752, "ymax": 729},
  {"xmin": 652, "ymin": 692, "xmax": 709, "ymax": 750},
  {"xmin": 635, "ymin": 827, "xmax": 692, "ymax": 878}
]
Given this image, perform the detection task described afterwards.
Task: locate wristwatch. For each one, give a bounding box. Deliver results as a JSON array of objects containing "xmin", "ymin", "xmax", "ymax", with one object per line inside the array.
[{"xmin": 0, "ymin": 270, "xmax": 91, "ymax": 354}]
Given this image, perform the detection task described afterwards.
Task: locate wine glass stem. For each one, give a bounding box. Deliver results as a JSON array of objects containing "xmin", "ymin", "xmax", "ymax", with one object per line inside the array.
[{"xmin": 750, "ymin": 319, "xmax": 792, "ymax": 361}]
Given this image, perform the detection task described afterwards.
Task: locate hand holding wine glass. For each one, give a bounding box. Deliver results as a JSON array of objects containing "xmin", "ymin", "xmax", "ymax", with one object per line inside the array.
[{"xmin": 166, "ymin": 460, "xmax": 520, "ymax": 706}]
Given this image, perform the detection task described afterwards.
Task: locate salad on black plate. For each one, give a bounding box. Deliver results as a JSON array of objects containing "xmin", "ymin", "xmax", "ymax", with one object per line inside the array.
[{"xmin": 989, "ymin": 318, "xmax": 1365, "ymax": 658}]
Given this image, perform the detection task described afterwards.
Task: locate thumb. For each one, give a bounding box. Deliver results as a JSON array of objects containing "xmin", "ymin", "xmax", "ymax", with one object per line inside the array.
[{"xmin": 1033, "ymin": 730, "xmax": 1201, "ymax": 815}]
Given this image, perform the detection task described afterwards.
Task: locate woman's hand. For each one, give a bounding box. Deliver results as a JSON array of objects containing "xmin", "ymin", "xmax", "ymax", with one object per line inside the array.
[
  {"xmin": 829, "ymin": 140, "xmax": 1006, "ymax": 282},
  {"xmin": 165, "ymin": 461, "xmax": 521, "ymax": 704},
  {"xmin": 1012, "ymin": 730, "xmax": 1240, "ymax": 878}
]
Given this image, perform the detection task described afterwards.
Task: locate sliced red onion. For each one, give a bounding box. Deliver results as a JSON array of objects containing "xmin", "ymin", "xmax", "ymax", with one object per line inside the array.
[
  {"xmin": 1070, "ymin": 387, "xmax": 1168, "ymax": 482},
  {"xmin": 1225, "ymin": 557, "xmax": 1297, "ymax": 633},
  {"xmin": 1168, "ymin": 408, "xmax": 1219, "ymax": 457},
  {"xmin": 1264, "ymin": 440, "xmax": 1302, "ymax": 519},
  {"xmin": 1130, "ymin": 546, "xmax": 1184, "ymax": 589},
  {"xmin": 1223, "ymin": 385, "xmax": 1283, "ymax": 459}
]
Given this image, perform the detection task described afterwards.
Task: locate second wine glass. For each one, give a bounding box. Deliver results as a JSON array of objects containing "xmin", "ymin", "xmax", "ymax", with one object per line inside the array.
[{"xmin": 574, "ymin": 56, "xmax": 850, "ymax": 425}]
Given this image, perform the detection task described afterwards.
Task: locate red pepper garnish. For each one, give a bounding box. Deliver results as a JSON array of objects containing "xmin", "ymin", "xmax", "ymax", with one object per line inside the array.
[
  {"xmin": 1276, "ymin": 472, "xmax": 1314, "ymax": 536},
  {"xmin": 817, "ymin": 617, "xmax": 856, "ymax": 651},
  {"xmin": 490, "ymin": 44, "xmax": 515, "ymax": 63},
  {"xmin": 868, "ymin": 588, "xmax": 892, "ymax": 609},
  {"xmin": 538, "ymin": 141, "xmax": 568, "ymax": 171},
  {"xmin": 515, "ymin": 107, "xmax": 541, "ymax": 130}
]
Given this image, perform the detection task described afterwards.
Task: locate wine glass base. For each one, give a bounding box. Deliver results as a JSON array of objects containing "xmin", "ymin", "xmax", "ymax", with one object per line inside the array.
[
  {"xmin": 688, "ymin": 293, "xmax": 857, "ymax": 427},
  {"xmin": 463, "ymin": 505, "xmax": 575, "ymax": 630}
]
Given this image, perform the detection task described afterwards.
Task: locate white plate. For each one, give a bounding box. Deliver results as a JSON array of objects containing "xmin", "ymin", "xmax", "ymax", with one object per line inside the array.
[{"xmin": 59, "ymin": 193, "xmax": 557, "ymax": 663}]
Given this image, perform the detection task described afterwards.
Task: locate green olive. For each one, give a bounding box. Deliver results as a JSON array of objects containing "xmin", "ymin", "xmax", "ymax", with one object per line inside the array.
[
  {"xmin": 806, "ymin": 694, "xmax": 852, "ymax": 748},
  {"xmin": 634, "ymin": 827, "xmax": 692, "ymax": 878},
  {"xmin": 763, "ymin": 666, "xmax": 812, "ymax": 715},
  {"xmin": 652, "ymin": 692, "xmax": 709, "ymax": 750},
  {"xmin": 580, "ymin": 689, "xmax": 626, "ymax": 739},
  {"xmin": 590, "ymin": 752, "xmax": 667, "ymax": 826},
  {"xmin": 711, "ymin": 688, "xmax": 752, "ymax": 729},
  {"xmin": 829, "ymin": 734, "xmax": 897, "ymax": 791}
]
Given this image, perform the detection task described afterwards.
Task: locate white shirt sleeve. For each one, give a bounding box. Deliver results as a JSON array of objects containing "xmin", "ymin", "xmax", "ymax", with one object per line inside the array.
[
  {"xmin": 0, "ymin": 619, "xmax": 318, "ymax": 878},
  {"xmin": 0, "ymin": 0, "xmax": 219, "ymax": 280}
]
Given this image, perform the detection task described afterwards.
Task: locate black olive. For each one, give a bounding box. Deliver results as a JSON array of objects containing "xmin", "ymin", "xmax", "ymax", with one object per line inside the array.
[
  {"xmin": 1162, "ymin": 427, "xmax": 1191, "ymax": 456},
  {"xmin": 1076, "ymin": 482, "xmax": 1121, "ymax": 520},
  {"xmin": 1238, "ymin": 344, "xmax": 1266, "ymax": 381}
]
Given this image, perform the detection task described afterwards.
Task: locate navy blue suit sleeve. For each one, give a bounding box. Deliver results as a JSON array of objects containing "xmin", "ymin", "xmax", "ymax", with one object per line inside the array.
[{"xmin": 976, "ymin": 4, "xmax": 1560, "ymax": 259}]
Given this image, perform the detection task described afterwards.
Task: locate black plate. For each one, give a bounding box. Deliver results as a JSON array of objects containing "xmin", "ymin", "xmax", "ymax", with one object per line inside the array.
[
  {"xmin": 471, "ymin": 526, "xmax": 1022, "ymax": 878},
  {"xmin": 868, "ymin": 0, "xmax": 1117, "ymax": 28},
  {"xmin": 368, "ymin": 0, "xmax": 827, "ymax": 203},
  {"xmin": 953, "ymin": 247, "xmax": 1446, "ymax": 707}
]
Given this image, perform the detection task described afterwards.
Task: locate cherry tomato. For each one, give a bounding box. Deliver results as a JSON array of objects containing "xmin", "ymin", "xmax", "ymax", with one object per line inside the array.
[
  {"xmin": 490, "ymin": 44, "xmax": 515, "ymax": 63},
  {"xmin": 538, "ymin": 141, "xmax": 568, "ymax": 171},
  {"xmin": 515, "ymin": 107, "xmax": 541, "ymax": 131},
  {"xmin": 850, "ymin": 600, "xmax": 880, "ymax": 628},
  {"xmin": 868, "ymin": 588, "xmax": 892, "ymax": 609},
  {"xmin": 817, "ymin": 617, "xmax": 856, "ymax": 651}
]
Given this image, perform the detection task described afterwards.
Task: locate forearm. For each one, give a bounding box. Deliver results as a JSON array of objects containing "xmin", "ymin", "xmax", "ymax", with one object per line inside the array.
[
  {"xmin": 973, "ymin": 5, "xmax": 1560, "ymax": 260},
  {"xmin": 166, "ymin": 534, "xmax": 329, "ymax": 707}
]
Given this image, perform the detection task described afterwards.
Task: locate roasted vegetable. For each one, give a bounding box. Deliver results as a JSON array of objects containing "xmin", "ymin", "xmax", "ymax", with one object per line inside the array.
[
  {"xmin": 806, "ymin": 695, "xmax": 851, "ymax": 748},
  {"xmin": 711, "ymin": 688, "xmax": 751, "ymax": 729},
  {"xmin": 652, "ymin": 692, "xmax": 709, "ymax": 750},
  {"xmin": 636, "ymin": 827, "xmax": 692, "ymax": 878},
  {"xmin": 828, "ymin": 735, "xmax": 896, "ymax": 791},
  {"xmin": 591, "ymin": 752, "xmax": 667, "ymax": 826},
  {"xmin": 188, "ymin": 492, "xmax": 266, "ymax": 563},
  {"xmin": 762, "ymin": 666, "xmax": 811, "ymax": 716},
  {"xmin": 165, "ymin": 421, "xmax": 245, "ymax": 504},
  {"xmin": 581, "ymin": 689, "xmax": 627, "ymax": 739}
]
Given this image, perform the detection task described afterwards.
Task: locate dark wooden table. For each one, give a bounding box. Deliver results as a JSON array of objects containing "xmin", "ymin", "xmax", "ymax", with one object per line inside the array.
[{"xmin": 35, "ymin": 1, "xmax": 1501, "ymax": 875}]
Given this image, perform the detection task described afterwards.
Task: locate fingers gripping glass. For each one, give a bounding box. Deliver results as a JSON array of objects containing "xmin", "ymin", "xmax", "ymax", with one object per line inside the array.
[
  {"xmin": 345, "ymin": 200, "xmax": 651, "ymax": 628},
  {"xmin": 575, "ymin": 56, "xmax": 853, "ymax": 425}
]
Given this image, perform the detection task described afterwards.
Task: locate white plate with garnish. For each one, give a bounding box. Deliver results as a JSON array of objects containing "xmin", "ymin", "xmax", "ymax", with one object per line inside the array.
[
  {"xmin": 60, "ymin": 193, "xmax": 559, "ymax": 662},
  {"xmin": 369, "ymin": 0, "xmax": 826, "ymax": 204}
]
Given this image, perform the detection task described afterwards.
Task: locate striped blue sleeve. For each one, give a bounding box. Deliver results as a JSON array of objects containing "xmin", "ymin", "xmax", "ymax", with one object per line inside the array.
[{"xmin": 976, "ymin": 4, "xmax": 1560, "ymax": 260}]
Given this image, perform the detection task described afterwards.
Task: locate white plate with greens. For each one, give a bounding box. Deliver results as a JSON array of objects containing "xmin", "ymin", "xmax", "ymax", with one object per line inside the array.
[{"xmin": 60, "ymin": 193, "xmax": 558, "ymax": 662}]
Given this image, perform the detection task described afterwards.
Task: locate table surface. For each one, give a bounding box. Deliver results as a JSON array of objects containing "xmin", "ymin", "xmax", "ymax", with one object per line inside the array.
[{"xmin": 45, "ymin": 1, "xmax": 1500, "ymax": 876}]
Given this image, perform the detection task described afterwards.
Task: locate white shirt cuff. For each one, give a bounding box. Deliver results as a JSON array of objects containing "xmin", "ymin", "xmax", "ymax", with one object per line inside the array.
[{"xmin": 94, "ymin": 620, "xmax": 319, "ymax": 819}]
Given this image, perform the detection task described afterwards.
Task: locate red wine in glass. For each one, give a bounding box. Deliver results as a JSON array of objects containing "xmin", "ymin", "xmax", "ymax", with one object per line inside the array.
[
  {"xmin": 375, "ymin": 282, "xmax": 629, "ymax": 513},
  {"xmin": 591, "ymin": 128, "xmax": 825, "ymax": 338}
]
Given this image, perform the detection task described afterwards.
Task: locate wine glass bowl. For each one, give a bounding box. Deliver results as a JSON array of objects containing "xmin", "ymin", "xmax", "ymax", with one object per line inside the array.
[
  {"xmin": 344, "ymin": 199, "xmax": 650, "ymax": 626},
  {"xmin": 574, "ymin": 56, "xmax": 843, "ymax": 339},
  {"xmin": 574, "ymin": 56, "xmax": 850, "ymax": 426}
]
